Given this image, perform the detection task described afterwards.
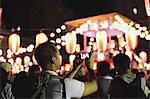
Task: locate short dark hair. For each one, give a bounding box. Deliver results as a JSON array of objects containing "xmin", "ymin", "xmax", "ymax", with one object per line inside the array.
[
  {"xmin": 113, "ymin": 53, "xmax": 130, "ymax": 75},
  {"xmin": 34, "ymin": 42, "xmax": 57, "ymax": 69},
  {"xmin": 97, "ymin": 61, "xmax": 110, "ymax": 76}
]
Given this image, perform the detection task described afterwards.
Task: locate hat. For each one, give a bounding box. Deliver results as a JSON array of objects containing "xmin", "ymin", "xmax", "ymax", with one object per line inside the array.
[{"xmin": 0, "ymin": 62, "xmax": 12, "ymax": 72}]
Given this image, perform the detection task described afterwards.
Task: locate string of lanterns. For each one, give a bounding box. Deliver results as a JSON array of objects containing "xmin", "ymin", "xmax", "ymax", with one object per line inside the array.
[{"xmin": 0, "ymin": 13, "xmax": 150, "ymax": 74}]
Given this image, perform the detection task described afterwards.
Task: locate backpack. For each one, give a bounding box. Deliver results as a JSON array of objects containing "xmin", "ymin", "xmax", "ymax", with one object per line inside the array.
[
  {"xmin": 109, "ymin": 76, "xmax": 146, "ymax": 99},
  {"xmin": 28, "ymin": 72, "xmax": 66, "ymax": 99},
  {"xmin": 12, "ymin": 72, "xmax": 66, "ymax": 99}
]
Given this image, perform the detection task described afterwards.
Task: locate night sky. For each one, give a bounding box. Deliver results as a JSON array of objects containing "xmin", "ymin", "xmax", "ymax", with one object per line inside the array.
[{"xmin": 1, "ymin": 0, "xmax": 150, "ymax": 61}]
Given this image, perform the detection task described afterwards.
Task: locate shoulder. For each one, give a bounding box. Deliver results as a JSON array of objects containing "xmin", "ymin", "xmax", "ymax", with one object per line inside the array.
[
  {"xmin": 64, "ymin": 78, "xmax": 84, "ymax": 98},
  {"xmin": 64, "ymin": 78, "xmax": 84, "ymax": 86}
]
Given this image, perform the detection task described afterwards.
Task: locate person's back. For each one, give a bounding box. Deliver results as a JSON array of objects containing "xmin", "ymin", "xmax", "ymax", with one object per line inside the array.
[
  {"xmin": 0, "ymin": 62, "xmax": 14, "ymax": 99},
  {"xmin": 97, "ymin": 61, "xmax": 112, "ymax": 99},
  {"xmin": 34, "ymin": 42, "xmax": 98, "ymax": 99},
  {"xmin": 108, "ymin": 53, "xmax": 146, "ymax": 99}
]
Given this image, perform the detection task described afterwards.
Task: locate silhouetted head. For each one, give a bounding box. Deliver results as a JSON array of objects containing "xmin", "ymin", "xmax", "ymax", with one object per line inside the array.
[
  {"xmin": 97, "ymin": 61, "xmax": 110, "ymax": 76},
  {"xmin": 113, "ymin": 53, "xmax": 130, "ymax": 75},
  {"xmin": 34, "ymin": 42, "xmax": 61, "ymax": 71}
]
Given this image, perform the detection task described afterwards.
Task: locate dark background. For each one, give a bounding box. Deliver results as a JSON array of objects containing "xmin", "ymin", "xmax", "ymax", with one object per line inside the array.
[{"xmin": 1, "ymin": 0, "xmax": 150, "ymax": 62}]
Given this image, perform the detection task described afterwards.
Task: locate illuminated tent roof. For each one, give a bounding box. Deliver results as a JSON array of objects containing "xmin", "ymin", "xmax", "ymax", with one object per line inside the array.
[{"xmin": 65, "ymin": 12, "xmax": 135, "ymax": 37}]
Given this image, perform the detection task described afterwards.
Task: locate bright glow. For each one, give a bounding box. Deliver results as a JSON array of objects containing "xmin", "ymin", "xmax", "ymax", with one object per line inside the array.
[
  {"xmin": 56, "ymin": 28, "xmax": 61, "ymax": 33},
  {"xmin": 32, "ymin": 55, "xmax": 38, "ymax": 65},
  {"xmin": 56, "ymin": 38, "xmax": 61, "ymax": 44},
  {"xmin": 17, "ymin": 26, "xmax": 21, "ymax": 31},
  {"xmin": 114, "ymin": 15, "xmax": 120, "ymax": 20},
  {"xmin": 135, "ymin": 24, "xmax": 140, "ymax": 28},
  {"xmin": 129, "ymin": 21, "xmax": 134, "ymax": 26},
  {"xmin": 93, "ymin": 62, "xmax": 97, "ymax": 70},
  {"xmin": 144, "ymin": 63, "xmax": 150, "ymax": 70},
  {"xmin": 145, "ymin": 34, "xmax": 150, "ymax": 40},
  {"xmin": 15, "ymin": 57, "xmax": 22, "ymax": 66},
  {"xmin": 97, "ymin": 52, "xmax": 105, "ymax": 62},
  {"xmin": 0, "ymin": 56, "xmax": 6, "ymax": 62},
  {"xmin": 92, "ymin": 42, "xmax": 97, "ymax": 51},
  {"xmin": 61, "ymin": 25, "xmax": 66, "ymax": 30},
  {"xmin": 61, "ymin": 42, "xmax": 66, "ymax": 46},
  {"xmin": 142, "ymin": 26, "xmax": 147, "ymax": 31},
  {"xmin": 56, "ymin": 45, "xmax": 61, "ymax": 49},
  {"xmin": 50, "ymin": 32, "xmax": 55, "ymax": 37},
  {"xmin": 36, "ymin": 32, "xmax": 48, "ymax": 47},
  {"xmin": 90, "ymin": 37, "xmax": 94, "ymax": 42},
  {"xmin": 7, "ymin": 54, "xmax": 12, "ymax": 58},
  {"xmin": 140, "ymin": 33, "xmax": 145, "ymax": 38},
  {"xmin": 49, "ymin": 40, "xmax": 55, "ymax": 43},
  {"xmin": 9, "ymin": 33, "xmax": 20, "ymax": 53},
  {"xmin": 65, "ymin": 32, "xmax": 77, "ymax": 54},
  {"xmin": 96, "ymin": 31, "xmax": 107, "ymax": 52},
  {"xmin": 65, "ymin": 64, "xmax": 71, "ymax": 71},
  {"xmin": 134, "ymin": 55, "xmax": 142, "ymax": 63},
  {"xmin": 76, "ymin": 44, "xmax": 80, "ymax": 52},
  {"xmin": 69, "ymin": 55, "xmax": 75, "ymax": 66},
  {"xmin": 61, "ymin": 66, "xmax": 65, "ymax": 71},
  {"xmin": 125, "ymin": 28, "xmax": 138, "ymax": 50},
  {"xmin": 87, "ymin": 46, "xmax": 92, "ymax": 52},
  {"xmin": 88, "ymin": 42, "xmax": 93, "ymax": 46},
  {"xmin": 22, "ymin": 48, "xmax": 27, "ymax": 53},
  {"xmin": 0, "ymin": 49, "xmax": 2, "ymax": 56},
  {"xmin": 139, "ymin": 51, "xmax": 147, "ymax": 63},
  {"xmin": 8, "ymin": 58, "xmax": 14, "ymax": 65},
  {"xmin": 138, "ymin": 63, "xmax": 144, "ymax": 69},
  {"xmin": 125, "ymin": 50, "xmax": 133, "ymax": 61},
  {"xmin": 133, "ymin": 7, "xmax": 138, "ymax": 15},
  {"xmin": 28, "ymin": 62, "xmax": 33, "ymax": 66},
  {"xmin": 27, "ymin": 44, "xmax": 34, "ymax": 52},
  {"xmin": 144, "ymin": 0, "xmax": 150, "ymax": 16},
  {"xmin": 24, "ymin": 56, "xmax": 30, "ymax": 66},
  {"xmin": 110, "ymin": 40, "xmax": 116, "ymax": 49},
  {"xmin": 118, "ymin": 37, "xmax": 125, "ymax": 47},
  {"xmin": 61, "ymin": 35, "xmax": 66, "ymax": 41}
]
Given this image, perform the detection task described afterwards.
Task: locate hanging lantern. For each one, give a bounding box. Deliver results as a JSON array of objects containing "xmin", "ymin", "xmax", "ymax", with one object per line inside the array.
[
  {"xmin": 96, "ymin": 30, "xmax": 107, "ymax": 52},
  {"xmin": 139, "ymin": 51, "xmax": 147, "ymax": 63},
  {"xmin": 65, "ymin": 31, "xmax": 77, "ymax": 54},
  {"xmin": 8, "ymin": 33, "xmax": 20, "ymax": 53},
  {"xmin": 36, "ymin": 32, "xmax": 48, "ymax": 47},
  {"xmin": 144, "ymin": 0, "xmax": 150, "ymax": 16},
  {"xmin": 125, "ymin": 28, "xmax": 138, "ymax": 50}
]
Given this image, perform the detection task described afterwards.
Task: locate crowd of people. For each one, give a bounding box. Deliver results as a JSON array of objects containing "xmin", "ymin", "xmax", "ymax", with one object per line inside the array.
[{"xmin": 0, "ymin": 41, "xmax": 150, "ymax": 99}]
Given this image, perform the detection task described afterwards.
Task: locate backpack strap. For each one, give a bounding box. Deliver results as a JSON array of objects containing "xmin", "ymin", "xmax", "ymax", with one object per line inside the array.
[
  {"xmin": 59, "ymin": 78, "xmax": 66, "ymax": 99},
  {"xmin": 31, "ymin": 73, "xmax": 50, "ymax": 99}
]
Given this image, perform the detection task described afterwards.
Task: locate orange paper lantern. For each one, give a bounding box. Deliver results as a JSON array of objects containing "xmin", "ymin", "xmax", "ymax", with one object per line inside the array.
[
  {"xmin": 36, "ymin": 32, "xmax": 48, "ymax": 47},
  {"xmin": 8, "ymin": 33, "xmax": 20, "ymax": 53},
  {"xmin": 65, "ymin": 31, "xmax": 77, "ymax": 54},
  {"xmin": 125, "ymin": 28, "xmax": 138, "ymax": 50},
  {"xmin": 96, "ymin": 30, "xmax": 107, "ymax": 52}
]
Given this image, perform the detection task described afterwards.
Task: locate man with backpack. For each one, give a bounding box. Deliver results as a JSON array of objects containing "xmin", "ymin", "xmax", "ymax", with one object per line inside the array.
[
  {"xmin": 32, "ymin": 41, "xmax": 98, "ymax": 99},
  {"xmin": 108, "ymin": 53, "xmax": 147, "ymax": 99}
]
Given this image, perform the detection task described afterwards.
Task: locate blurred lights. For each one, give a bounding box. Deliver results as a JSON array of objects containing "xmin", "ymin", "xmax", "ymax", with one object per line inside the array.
[
  {"xmin": 36, "ymin": 32, "xmax": 48, "ymax": 47},
  {"xmin": 56, "ymin": 38, "xmax": 61, "ymax": 44},
  {"xmin": 56, "ymin": 28, "xmax": 61, "ymax": 33},
  {"xmin": 61, "ymin": 25, "xmax": 66, "ymax": 30},
  {"xmin": 133, "ymin": 7, "xmax": 138, "ymax": 15},
  {"xmin": 56, "ymin": 45, "xmax": 61, "ymax": 50},
  {"xmin": 50, "ymin": 32, "xmax": 55, "ymax": 38}
]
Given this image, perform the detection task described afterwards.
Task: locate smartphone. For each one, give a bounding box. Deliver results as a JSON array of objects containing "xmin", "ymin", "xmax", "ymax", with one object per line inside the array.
[{"xmin": 80, "ymin": 52, "xmax": 90, "ymax": 59}]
